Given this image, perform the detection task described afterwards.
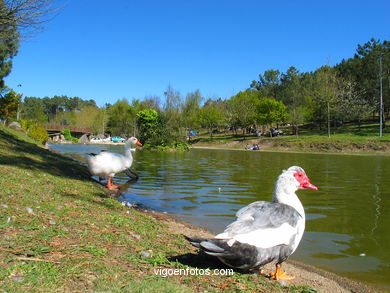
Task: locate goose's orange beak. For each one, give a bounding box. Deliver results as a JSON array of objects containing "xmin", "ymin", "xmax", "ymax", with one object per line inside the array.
[{"xmin": 136, "ymin": 141, "xmax": 142, "ymax": 146}]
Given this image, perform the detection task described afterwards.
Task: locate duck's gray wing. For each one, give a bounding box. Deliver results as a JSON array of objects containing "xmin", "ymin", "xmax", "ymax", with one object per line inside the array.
[{"xmin": 216, "ymin": 202, "xmax": 302, "ymax": 248}]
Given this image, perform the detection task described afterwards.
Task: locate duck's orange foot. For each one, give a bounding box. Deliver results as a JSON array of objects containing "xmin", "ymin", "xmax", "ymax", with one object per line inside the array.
[
  {"xmin": 107, "ymin": 184, "xmax": 120, "ymax": 190},
  {"xmin": 270, "ymin": 271, "xmax": 295, "ymax": 280},
  {"xmin": 107, "ymin": 177, "xmax": 120, "ymax": 190},
  {"xmin": 269, "ymin": 264, "xmax": 295, "ymax": 281}
]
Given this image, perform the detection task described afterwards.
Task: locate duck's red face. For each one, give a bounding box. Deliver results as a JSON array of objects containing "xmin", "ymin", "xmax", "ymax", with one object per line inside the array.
[{"xmin": 294, "ymin": 171, "xmax": 318, "ymax": 190}]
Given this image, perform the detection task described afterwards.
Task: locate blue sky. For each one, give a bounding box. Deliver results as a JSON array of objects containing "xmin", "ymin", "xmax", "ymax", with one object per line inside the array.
[{"xmin": 5, "ymin": 0, "xmax": 390, "ymax": 107}]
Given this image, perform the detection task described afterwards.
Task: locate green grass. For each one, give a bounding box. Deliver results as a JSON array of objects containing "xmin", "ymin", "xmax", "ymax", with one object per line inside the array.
[
  {"xmin": 0, "ymin": 123, "xmax": 317, "ymax": 292},
  {"xmin": 191, "ymin": 121, "xmax": 390, "ymax": 154}
]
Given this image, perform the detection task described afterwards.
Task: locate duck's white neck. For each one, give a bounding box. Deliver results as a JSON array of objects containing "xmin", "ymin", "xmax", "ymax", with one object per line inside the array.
[
  {"xmin": 272, "ymin": 177, "xmax": 305, "ymax": 218},
  {"xmin": 124, "ymin": 143, "xmax": 134, "ymax": 158}
]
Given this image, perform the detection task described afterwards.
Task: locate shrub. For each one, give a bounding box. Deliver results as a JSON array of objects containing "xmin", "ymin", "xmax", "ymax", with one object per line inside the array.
[
  {"xmin": 28, "ymin": 123, "xmax": 48, "ymax": 144},
  {"xmin": 61, "ymin": 129, "xmax": 78, "ymax": 143}
]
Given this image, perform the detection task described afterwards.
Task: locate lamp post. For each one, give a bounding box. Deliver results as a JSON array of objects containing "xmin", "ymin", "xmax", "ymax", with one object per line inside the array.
[{"xmin": 17, "ymin": 84, "xmax": 22, "ymax": 120}]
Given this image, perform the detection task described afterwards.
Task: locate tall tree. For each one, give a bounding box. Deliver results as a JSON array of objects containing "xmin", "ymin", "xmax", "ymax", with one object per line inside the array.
[
  {"xmin": 337, "ymin": 39, "xmax": 389, "ymax": 128},
  {"xmin": 0, "ymin": 88, "xmax": 22, "ymax": 123},
  {"xmin": 0, "ymin": 0, "xmax": 59, "ymax": 39},
  {"xmin": 338, "ymin": 81, "xmax": 375, "ymax": 129},
  {"xmin": 0, "ymin": 5, "xmax": 19, "ymax": 88},
  {"xmin": 23, "ymin": 96, "xmax": 47, "ymax": 123},
  {"xmin": 257, "ymin": 97, "xmax": 288, "ymax": 130},
  {"xmin": 182, "ymin": 89, "xmax": 203, "ymax": 131},
  {"xmin": 197, "ymin": 103, "xmax": 224, "ymax": 137},
  {"xmin": 163, "ymin": 85, "xmax": 182, "ymax": 134},
  {"xmin": 250, "ymin": 69, "xmax": 281, "ymax": 99},
  {"xmin": 310, "ymin": 66, "xmax": 342, "ymax": 137},
  {"xmin": 228, "ymin": 90, "xmax": 259, "ymax": 135},
  {"xmin": 278, "ymin": 67, "xmax": 307, "ymax": 135},
  {"xmin": 106, "ymin": 99, "xmax": 135, "ymax": 136}
]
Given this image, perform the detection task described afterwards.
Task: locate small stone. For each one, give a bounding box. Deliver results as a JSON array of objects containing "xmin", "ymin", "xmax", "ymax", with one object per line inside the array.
[
  {"xmin": 1, "ymin": 204, "xmax": 9, "ymax": 208},
  {"xmin": 359, "ymin": 253, "xmax": 366, "ymax": 257},
  {"xmin": 6, "ymin": 217, "xmax": 11, "ymax": 223},
  {"xmin": 13, "ymin": 276, "xmax": 25, "ymax": 282},
  {"xmin": 49, "ymin": 220, "xmax": 56, "ymax": 225},
  {"xmin": 26, "ymin": 207, "xmax": 33, "ymax": 214},
  {"xmin": 278, "ymin": 280, "xmax": 288, "ymax": 286},
  {"xmin": 133, "ymin": 234, "xmax": 141, "ymax": 240},
  {"xmin": 141, "ymin": 251, "xmax": 151, "ymax": 258}
]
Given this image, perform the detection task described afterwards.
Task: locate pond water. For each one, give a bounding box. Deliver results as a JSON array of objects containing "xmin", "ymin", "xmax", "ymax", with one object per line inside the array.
[{"xmin": 49, "ymin": 144, "xmax": 390, "ymax": 291}]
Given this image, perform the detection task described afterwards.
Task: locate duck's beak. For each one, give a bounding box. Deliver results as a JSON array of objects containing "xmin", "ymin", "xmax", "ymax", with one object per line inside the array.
[
  {"xmin": 302, "ymin": 182, "xmax": 318, "ymax": 190},
  {"xmin": 302, "ymin": 178, "xmax": 318, "ymax": 190},
  {"xmin": 136, "ymin": 141, "xmax": 142, "ymax": 146}
]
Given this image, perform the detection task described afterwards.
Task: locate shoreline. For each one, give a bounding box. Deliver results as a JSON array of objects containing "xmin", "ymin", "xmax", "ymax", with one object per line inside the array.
[
  {"xmin": 127, "ymin": 202, "xmax": 379, "ymax": 293},
  {"xmin": 190, "ymin": 144, "xmax": 390, "ymax": 156}
]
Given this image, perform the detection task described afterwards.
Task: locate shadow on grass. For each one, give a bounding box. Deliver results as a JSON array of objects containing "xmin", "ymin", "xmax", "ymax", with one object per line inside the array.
[
  {"xmin": 0, "ymin": 129, "xmax": 91, "ymax": 181},
  {"xmin": 60, "ymin": 192, "xmax": 122, "ymax": 211},
  {"xmin": 169, "ymin": 251, "xmax": 245, "ymax": 272}
]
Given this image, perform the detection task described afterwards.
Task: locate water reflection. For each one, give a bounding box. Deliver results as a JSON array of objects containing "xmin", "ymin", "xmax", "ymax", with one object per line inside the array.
[{"xmin": 48, "ymin": 144, "xmax": 390, "ymax": 290}]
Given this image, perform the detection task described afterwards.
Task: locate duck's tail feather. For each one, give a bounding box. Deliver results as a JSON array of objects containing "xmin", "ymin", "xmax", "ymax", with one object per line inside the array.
[{"xmin": 185, "ymin": 236, "xmax": 227, "ymax": 254}]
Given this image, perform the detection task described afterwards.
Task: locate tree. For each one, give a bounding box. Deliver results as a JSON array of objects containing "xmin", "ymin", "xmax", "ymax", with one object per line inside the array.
[
  {"xmin": 163, "ymin": 85, "xmax": 182, "ymax": 134},
  {"xmin": 279, "ymin": 67, "xmax": 307, "ymax": 135},
  {"xmin": 197, "ymin": 103, "xmax": 224, "ymax": 137},
  {"xmin": 228, "ymin": 90, "xmax": 259, "ymax": 135},
  {"xmin": 182, "ymin": 89, "xmax": 203, "ymax": 131},
  {"xmin": 132, "ymin": 96, "xmax": 161, "ymax": 112},
  {"xmin": 310, "ymin": 66, "xmax": 342, "ymax": 137},
  {"xmin": 23, "ymin": 96, "xmax": 47, "ymax": 123},
  {"xmin": 336, "ymin": 39, "xmax": 389, "ymax": 127},
  {"xmin": 136, "ymin": 109, "xmax": 161, "ymax": 145},
  {"xmin": 257, "ymin": 98, "xmax": 288, "ymax": 130},
  {"xmin": 0, "ymin": 88, "xmax": 22, "ymax": 123},
  {"xmin": 0, "ymin": 0, "xmax": 59, "ymax": 40},
  {"xmin": 106, "ymin": 99, "xmax": 135, "ymax": 136},
  {"xmin": 338, "ymin": 82, "xmax": 375, "ymax": 129},
  {"xmin": 251, "ymin": 69, "xmax": 281, "ymax": 98},
  {"xmin": 0, "ymin": 7, "xmax": 19, "ymax": 88}
]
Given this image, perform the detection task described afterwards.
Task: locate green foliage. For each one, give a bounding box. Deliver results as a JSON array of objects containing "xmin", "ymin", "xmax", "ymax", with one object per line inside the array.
[
  {"xmin": 107, "ymin": 99, "xmax": 135, "ymax": 136},
  {"xmin": 181, "ymin": 90, "xmax": 203, "ymax": 130},
  {"xmin": 136, "ymin": 109, "xmax": 160, "ymax": 144},
  {"xmin": 197, "ymin": 102, "xmax": 225, "ymax": 137},
  {"xmin": 61, "ymin": 129, "xmax": 78, "ymax": 143},
  {"xmin": 0, "ymin": 13, "xmax": 19, "ymax": 88},
  {"xmin": 22, "ymin": 97, "xmax": 48, "ymax": 123},
  {"xmin": 257, "ymin": 97, "xmax": 288, "ymax": 126},
  {"xmin": 0, "ymin": 89, "xmax": 22, "ymax": 123},
  {"xmin": 19, "ymin": 119, "xmax": 48, "ymax": 144},
  {"xmin": 136, "ymin": 109, "xmax": 189, "ymax": 150},
  {"xmin": 228, "ymin": 90, "xmax": 259, "ymax": 132}
]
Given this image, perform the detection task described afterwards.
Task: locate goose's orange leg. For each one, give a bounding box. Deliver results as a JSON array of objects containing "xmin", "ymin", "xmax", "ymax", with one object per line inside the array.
[
  {"xmin": 107, "ymin": 176, "xmax": 120, "ymax": 190},
  {"xmin": 270, "ymin": 263, "xmax": 294, "ymax": 280}
]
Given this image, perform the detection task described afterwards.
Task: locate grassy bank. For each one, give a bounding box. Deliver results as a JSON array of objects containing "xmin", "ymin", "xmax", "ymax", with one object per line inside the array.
[
  {"xmin": 190, "ymin": 123, "xmax": 390, "ymax": 154},
  {"xmin": 0, "ymin": 124, "xmax": 319, "ymax": 292}
]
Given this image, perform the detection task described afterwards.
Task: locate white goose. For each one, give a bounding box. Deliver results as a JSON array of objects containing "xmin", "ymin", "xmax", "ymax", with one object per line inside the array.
[
  {"xmin": 186, "ymin": 166, "xmax": 317, "ymax": 280},
  {"xmin": 86, "ymin": 137, "xmax": 142, "ymax": 189}
]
